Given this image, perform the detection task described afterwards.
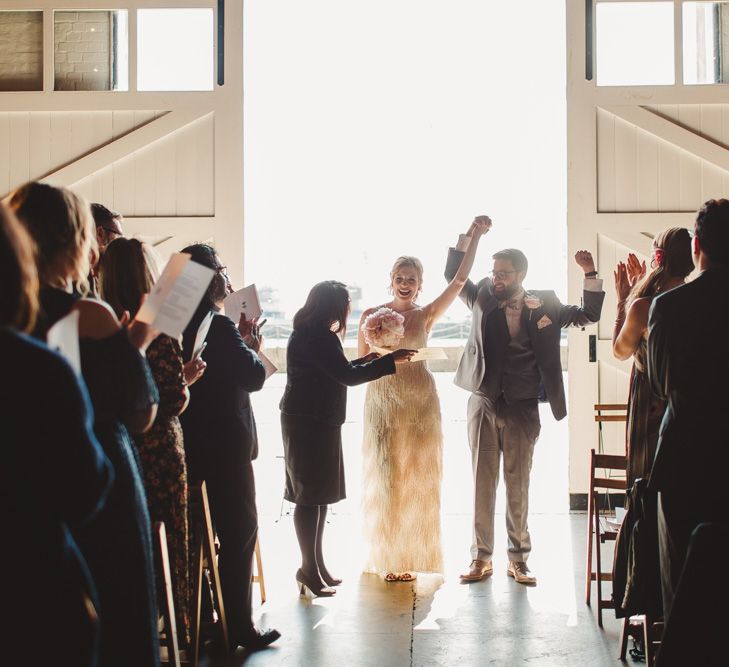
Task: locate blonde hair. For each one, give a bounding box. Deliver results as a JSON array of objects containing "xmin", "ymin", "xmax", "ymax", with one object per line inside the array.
[
  {"xmin": 389, "ymin": 256, "xmax": 424, "ymax": 298},
  {"xmin": 6, "ymin": 182, "xmax": 97, "ymax": 294},
  {"xmin": 0, "ymin": 202, "xmax": 39, "ymax": 332}
]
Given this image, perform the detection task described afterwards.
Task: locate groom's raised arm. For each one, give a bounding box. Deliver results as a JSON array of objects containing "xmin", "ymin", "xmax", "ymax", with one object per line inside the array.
[{"xmin": 445, "ymin": 234, "xmax": 479, "ymax": 310}]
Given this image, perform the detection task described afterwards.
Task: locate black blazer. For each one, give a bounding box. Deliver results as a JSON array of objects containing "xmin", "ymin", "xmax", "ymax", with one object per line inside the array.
[
  {"xmin": 181, "ymin": 311, "xmax": 266, "ymax": 465},
  {"xmin": 647, "ymin": 268, "xmax": 729, "ymax": 495},
  {"xmin": 280, "ymin": 329, "xmax": 396, "ymax": 427},
  {"xmin": 445, "ymin": 247, "xmax": 605, "ymax": 420}
]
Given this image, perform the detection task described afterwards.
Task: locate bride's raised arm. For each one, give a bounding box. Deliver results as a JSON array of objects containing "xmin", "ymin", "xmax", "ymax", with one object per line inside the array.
[{"xmin": 424, "ymin": 216, "xmax": 491, "ymax": 330}]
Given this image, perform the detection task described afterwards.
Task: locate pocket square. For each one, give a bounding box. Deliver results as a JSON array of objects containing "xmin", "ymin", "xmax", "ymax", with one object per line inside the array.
[{"xmin": 536, "ymin": 315, "xmax": 552, "ymax": 330}]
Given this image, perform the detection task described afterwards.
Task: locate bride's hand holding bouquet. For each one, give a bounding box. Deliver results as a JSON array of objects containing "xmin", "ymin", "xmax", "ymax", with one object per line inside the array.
[{"xmin": 360, "ymin": 307, "xmax": 417, "ymax": 364}]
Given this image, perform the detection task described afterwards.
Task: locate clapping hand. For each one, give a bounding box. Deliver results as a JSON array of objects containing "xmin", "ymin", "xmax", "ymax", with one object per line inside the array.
[
  {"xmin": 574, "ymin": 250, "xmax": 596, "ymax": 274},
  {"xmin": 625, "ymin": 252, "xmax": 646, "ymax": 286},
  {"xmin": 614, "ymin": 262, "xmax": 631, "ymax": 302}
]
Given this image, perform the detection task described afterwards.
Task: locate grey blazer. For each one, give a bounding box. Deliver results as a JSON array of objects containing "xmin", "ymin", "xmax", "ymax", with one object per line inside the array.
[{"xmin": 445, "ymin": 248, "xmax": 605, "ymax": 420}]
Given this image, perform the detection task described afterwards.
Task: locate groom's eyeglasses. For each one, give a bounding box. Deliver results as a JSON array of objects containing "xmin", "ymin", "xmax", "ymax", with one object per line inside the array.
[{"xmin": 491, "ymin": 270, "xmax": 516, "ymax": 280}]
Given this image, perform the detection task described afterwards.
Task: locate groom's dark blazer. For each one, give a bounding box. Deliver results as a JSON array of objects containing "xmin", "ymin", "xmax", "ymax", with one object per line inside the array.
[
  {"xmin": 647, "ymin": 267, "xmax": 729, "ymax": 496},
  {"xmin": 445, "ymin": 248, "xmax": 605, "ymax": 420}
]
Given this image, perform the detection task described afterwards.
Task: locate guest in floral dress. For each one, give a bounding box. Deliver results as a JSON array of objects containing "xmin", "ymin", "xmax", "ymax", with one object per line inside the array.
[{"xmin": 99, "ymin": 237, "xmax": 206, "ymax": 643}]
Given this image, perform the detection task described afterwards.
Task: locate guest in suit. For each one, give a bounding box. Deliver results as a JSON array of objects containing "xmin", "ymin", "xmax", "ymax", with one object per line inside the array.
[
  {"xmin": 445, "ymin": 218, "xmax": 605, "ymax": 585},
  {"xmin": 647, "ymin": 199, "xmax": 729, "ymax": 629},
  {"xmin": 280, "ymin": 281, "xmax": 415, "ymax": 596},
  {"xmin": 91, "ymin": 203, "xmax": 124, "ymax": 256},
  {"xmin": 179, "ymin": 243, "xmax": 280, "ymax": 651},
  {"xmin": 0, "ymin": 201, "xmax": 112, "ymax": 666}
]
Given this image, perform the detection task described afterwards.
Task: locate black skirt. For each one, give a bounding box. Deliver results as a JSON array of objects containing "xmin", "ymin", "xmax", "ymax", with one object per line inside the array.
[{"xmin": 281, "ymin": 413, "xmax": 345, "ymax": 505}]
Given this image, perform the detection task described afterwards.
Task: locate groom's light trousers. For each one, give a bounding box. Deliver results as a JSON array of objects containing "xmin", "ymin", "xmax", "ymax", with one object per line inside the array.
[{"xmin": 467, "ymin": 394, "xmax": 541, "ymax": 562}]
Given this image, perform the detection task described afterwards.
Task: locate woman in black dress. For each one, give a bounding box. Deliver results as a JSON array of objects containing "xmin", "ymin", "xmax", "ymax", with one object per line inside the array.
[
  {"xmin": 0, "ymin": 202, "xmax": 112, "ymax": 667},
  {"xmin": 179, "ymin": 243, "xmax": 279, "ymax": 651},
  {"xmin": 8, "ymin": 182, "xmax": 162, "ymax": 667},
  {"xmin": 280, "ymin": 281, "xmax": 415, "ymax": 596}
]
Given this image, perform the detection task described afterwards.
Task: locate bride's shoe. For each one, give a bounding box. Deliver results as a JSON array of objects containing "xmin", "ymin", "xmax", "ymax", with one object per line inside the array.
[
  {"xmin": 296, "ymin": 569, "xmax": 336, "ymax": 598},
  {"xmin": 321, "ymin": 570, "xmax": 343, "ymax": 587}
]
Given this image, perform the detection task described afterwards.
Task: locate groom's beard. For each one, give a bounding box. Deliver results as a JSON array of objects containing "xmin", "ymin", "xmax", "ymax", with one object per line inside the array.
[{"xmin": 493, "ymin": 282, "xmax": 522, "ymax": 301}]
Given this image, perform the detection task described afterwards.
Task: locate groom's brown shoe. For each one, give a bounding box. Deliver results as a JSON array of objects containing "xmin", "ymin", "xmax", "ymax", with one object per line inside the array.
[
  {"xmin": 460, "ymin": 559, "xmax": 493, "ymax": 582},
  {"xmin": 507, "ymin": 561, "xmax": 537, "ymax": 585}
]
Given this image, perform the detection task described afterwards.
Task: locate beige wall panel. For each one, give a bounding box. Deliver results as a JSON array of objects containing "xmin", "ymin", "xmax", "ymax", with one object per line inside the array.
[
  {"xmin": 49, "ymin": 113, "xmax": 73, "ymax": 180},
  {"xmin": 134, "ymin": 140, "xmax": 157, "ymax": 216},
  {"xmin": 174, "ymin": 115, "xmax": 214, "ymax": 216},
  {"xmin": 28, "ymin": 112, "xmax": 51, "ymax": 180},
  {"xmin": 614, "ymin": 116, "xmax": 638, "ymax": 212},
  {"xmin": 194, "ymin": 114, "xmax": 214, "ymax": 216},
  {"xmin": 154, "ymin": 133, "xmax": 177, "ymax": 215},
  {"xmin": 636, "ymin": 128, "xmax": 659, "ymax": 211},
  {"xmin": 112, "ymin": 153, "xmax": 137, "ymax": 215},
  {"xmin": 657, "ymin": 137, "xmax": 682, "ymax": 211},
  {"xmin": 9, "ymin": 112, "xmax": 30, "ymax": 190},
  {"xmin": 0, "ymin": 114, "xmax": 9, "ymax": 195},
  {"xmin": 112, "ymin": 111, "xmax": 140, "ymax": 140},
  {"xmin": 597, "ymin": 360, "xmax": 630, "ymax": 457},
  {"xmin": 597, "ymin": 107, "xmax": 616, "ymax": 212}
]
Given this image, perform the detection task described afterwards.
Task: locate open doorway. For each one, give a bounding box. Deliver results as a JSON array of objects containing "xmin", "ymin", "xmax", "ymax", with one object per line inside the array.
[{"xmin": 243, "ymin": 0, "xmax": 569, "ymax": 533}]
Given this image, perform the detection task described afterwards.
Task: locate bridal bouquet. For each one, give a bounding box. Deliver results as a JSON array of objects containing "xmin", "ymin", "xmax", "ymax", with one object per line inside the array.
[{"xmin": 360, "ymin": 307, "xmax": 405, "ymax": 349}]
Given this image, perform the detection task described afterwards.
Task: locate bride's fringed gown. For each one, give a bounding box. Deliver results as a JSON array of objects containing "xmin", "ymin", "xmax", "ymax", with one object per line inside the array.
[{"xmin": 362, "ymin": 307, "xmax": 444, "ymax": 574}]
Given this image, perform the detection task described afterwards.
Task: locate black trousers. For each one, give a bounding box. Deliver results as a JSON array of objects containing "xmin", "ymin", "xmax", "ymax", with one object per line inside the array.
[{"xmin": 201, "ymin": 459, "xmax": 258, "ymax": 638}]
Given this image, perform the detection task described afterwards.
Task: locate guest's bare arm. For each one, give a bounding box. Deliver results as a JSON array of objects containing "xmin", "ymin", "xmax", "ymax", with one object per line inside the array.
[{"xmin": 612, "ymin": 298, "xmax": 650, "ymax": 361}]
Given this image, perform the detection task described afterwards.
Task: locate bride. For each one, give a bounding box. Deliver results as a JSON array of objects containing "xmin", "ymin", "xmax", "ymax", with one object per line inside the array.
[{"xmin": 359, "ymin": 217, "xmax": 490, "ymax": 581}]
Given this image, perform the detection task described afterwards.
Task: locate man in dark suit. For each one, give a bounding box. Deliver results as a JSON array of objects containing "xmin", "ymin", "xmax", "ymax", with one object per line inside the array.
[
  {"xmin": 647, "ymin": 199, "xmax": 729, "ymax": 628},
  {"xmin": 445, "ymin": 217, "xmax": 604, "ymax": 584}
]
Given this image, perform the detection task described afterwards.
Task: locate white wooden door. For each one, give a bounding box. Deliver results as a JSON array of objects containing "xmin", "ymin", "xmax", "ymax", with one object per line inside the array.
[
  {"xmin": 566, "ymin": 0, "xmax": 729, "ymax": 503},
  {"xmin": 0, "ymin": 0, "xmax": 245, "ymax": 287}
]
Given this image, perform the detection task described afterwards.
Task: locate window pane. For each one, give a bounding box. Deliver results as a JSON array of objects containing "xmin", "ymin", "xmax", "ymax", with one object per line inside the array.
[
  {"xmin": 54, "ymin": 10, "xmax": 128, "ymax": 91},
  {"xmin": 683, "ymin": 2, "xmax": 729, "ymax": 84},
  {"xmin": 137, "ymin": 9, "xmax": 214, "ymax": 91},
  {"xmin": 596, "ymin": 2, "xmax": 674, "ymax": 86},
  {"xmin": 0, "ymin": 11, "xmax": 43, "ymax": 91}
]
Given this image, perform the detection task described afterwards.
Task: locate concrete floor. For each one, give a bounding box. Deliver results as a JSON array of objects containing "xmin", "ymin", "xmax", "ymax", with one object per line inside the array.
[{"xmin": 209, "ymin": 373, "xmax": 629, "ymax": 666}]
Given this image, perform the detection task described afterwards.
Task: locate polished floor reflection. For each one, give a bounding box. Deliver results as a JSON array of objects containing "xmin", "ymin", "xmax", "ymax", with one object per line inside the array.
[{"xmin": 213, "ymin": 373, "xmax": 626, "ymax": 666}]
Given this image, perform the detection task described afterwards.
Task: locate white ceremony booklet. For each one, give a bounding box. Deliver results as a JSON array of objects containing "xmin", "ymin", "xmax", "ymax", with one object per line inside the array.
[
  {"xmin": 47, "ymin": 309, "xmax": 81, "ymax": 375},
  {"xmin": 192, "ymin": 311, "xmax": 214, "ymax": 360},
  {"xmin": 224, "ymin": 283, "xmax": 262, "ymax": 321},
  {"xmin": 136, "ymin": 253, "xmax": 215, "ymax": 338}
]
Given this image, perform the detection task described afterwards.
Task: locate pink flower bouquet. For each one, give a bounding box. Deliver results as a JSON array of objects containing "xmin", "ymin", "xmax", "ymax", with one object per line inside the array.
[{"xmin": 360, "ymin": 307, "xmax": 405, "ymax": 349}]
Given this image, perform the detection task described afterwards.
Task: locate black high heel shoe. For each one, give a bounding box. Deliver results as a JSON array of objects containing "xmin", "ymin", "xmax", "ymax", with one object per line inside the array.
[
  {"xmin": 321, "ymin": 571, "xmax": 343, "ymax": 587},
  {"xmin": 296, "ymin": 568, "xmax": 336, "ymax": 597}
]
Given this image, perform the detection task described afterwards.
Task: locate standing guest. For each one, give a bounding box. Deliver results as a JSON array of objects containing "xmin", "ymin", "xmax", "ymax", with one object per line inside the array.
[
  {"xmin": 445, "ymin": 219, "xmax": 604, "ymax": 585},
  {"xmin": 648, "ymin": 199, "xmax": 729, "ymax": 628},
  {"xmin": 0, "ymin": 202, "xmax": 112, "ymax": 667},
  {"xmin": 98, "ymin": 237, "xmax": 207, "ymax": 645},
  {"xmin": 91, "ymin": 202, "xmax": 124, "ymax": 255},
  {"xmin": 180, "ymin": 243, "xmax": 280, "ymax": 651},
  {"xmin": 613, "ymin": 229, "xmax": 693, "ymax": 485},
  {"xmin": 281, "ymin": 281, "xmax": 415, "ymax": 596},
  {"xmin": 8, "ymin": 181, "xmax": 162, "ymax": 667}
]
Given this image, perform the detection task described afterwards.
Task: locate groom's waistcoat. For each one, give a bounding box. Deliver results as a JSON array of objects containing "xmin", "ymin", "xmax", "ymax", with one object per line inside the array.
[{"xmin": 479, "ymin": 307, "xmax": 541, "ymax": 403}]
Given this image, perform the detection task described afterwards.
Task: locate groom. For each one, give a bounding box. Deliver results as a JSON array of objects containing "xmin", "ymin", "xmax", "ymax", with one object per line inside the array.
[{"xmin": 445, "ymin": 217, "xmax": 605, "ymax": 585}]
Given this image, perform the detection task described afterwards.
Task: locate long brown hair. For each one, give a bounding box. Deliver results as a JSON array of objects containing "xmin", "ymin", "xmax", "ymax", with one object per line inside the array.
[
  {"xmin": 0, "ymin": 202, "xmax": 38, "ymax": 332},
  {"xmin": 6, "ymin": 181, "xmax": 97, "ymax": 294},
  {"xmin": 628, "ymin": 227, "xmax": 693, "ymax": 307},
  {"xmin": 293, "ymin": 281, "xmax": 350, "ymax": 337},
  {"xmin": 98, "ymin": 237, "xmax": 159, "ymax": 318}
]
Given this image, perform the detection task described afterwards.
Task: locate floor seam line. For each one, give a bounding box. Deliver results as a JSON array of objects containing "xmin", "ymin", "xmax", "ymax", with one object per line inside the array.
[{"xmin": 410, "ymin": 586, "xmax": 416, "ymax": 666}]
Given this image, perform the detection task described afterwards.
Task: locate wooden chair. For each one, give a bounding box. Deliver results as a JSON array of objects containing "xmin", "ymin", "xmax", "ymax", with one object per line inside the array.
[
  {"xmin": 619, "ymin": 615, "xmax": 662, "ymax": 665},
  {"xmin": 585, "ymin": 404, "xmax": 629, "ymax": 627},
  {"xmin": 188, "ymin": 482, "xmax": 230, "ymax": 666},
  {"xmin": 253, "ymin": 537, "xmax": 266, "ymax": 604},
  {"xmin": 154, "ymin": 522, "xmax": 182, "ymax": 667}
]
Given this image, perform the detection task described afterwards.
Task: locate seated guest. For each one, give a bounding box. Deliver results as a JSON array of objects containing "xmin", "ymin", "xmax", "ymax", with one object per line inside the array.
[
  {"xmin": 648, "ymin": 199, "xmax": 729, "ymax": 634},
  {"xmin": 98, "ymin": 237, "xmax": 206, "ymax": 645},
  {"xmin": 0, "ymin": 202, "xmax": 112, "ymax": 666},
  {"xmin": 8, "ymin": 182, "xmax": 162, "ymax": 667},
  {"xmin": 280, "ymin": 281, "xmax": 414, "ymax": 596},
  {"xmin": 179, "ymin": 243, "xmax": 280, "ymax": 651}
]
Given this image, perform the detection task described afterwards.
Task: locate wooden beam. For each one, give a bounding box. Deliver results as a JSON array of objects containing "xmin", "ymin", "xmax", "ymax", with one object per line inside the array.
[
  {"xmin": 602, "ymin": 105, "xmax": 729, "ymax": 174},
  {"xmin": 40, "ymin": 110, "xmax": 211, "ymax": 187}
]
